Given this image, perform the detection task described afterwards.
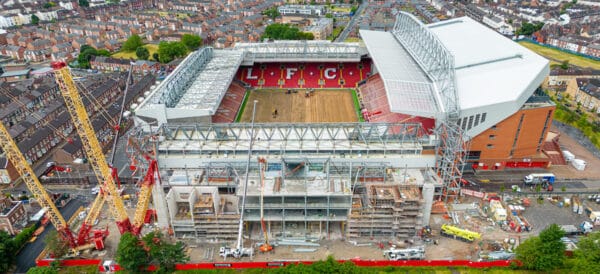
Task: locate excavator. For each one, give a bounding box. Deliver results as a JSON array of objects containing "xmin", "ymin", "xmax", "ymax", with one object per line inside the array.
[{"xmin": 258, "ymin": 157, "xmax": 273, "ymax": 253}]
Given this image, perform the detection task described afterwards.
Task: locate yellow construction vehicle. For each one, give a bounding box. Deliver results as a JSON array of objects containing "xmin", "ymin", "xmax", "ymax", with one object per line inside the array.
[{"xmin": 440, "ymin": 224, "xmax": 481, "ymax": 243}]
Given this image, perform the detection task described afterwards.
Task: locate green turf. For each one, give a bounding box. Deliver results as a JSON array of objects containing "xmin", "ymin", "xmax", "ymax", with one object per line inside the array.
[
  {"xmin": 351, "ymin": 89, "xmax": 365, "ymax": 122},
  {"xmin": 235, "ymin": 90, "xmax": 250, "ymax": 122}
]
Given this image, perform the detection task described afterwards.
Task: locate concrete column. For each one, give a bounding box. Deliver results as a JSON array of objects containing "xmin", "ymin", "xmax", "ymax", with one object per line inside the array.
[{"xmin": 422, "ymin": 183, "xmax": 435, "ymax": 226}]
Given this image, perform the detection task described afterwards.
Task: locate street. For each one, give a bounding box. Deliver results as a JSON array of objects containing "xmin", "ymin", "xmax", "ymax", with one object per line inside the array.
[
  {"xmin": 335, "ymin": 1, "xmax": 368, "ymax": 42},
  {"xmin": 15, "ymin": 198, "xmax": 86, "ymax": 274}
]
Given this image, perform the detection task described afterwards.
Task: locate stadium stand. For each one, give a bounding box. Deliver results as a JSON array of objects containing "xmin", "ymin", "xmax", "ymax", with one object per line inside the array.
[
  {"xmin": 238, "ymin": 66, "xmax": 261, "ymax": 87},
  {"xmin": 262, "ymin": 63, "xmax": 283, "ymax": 87},
  {"xmin": 341, "ymin": 62, "xmax": 362, "ymax": 88},
  {"xmin": 322, "ymin": 63, "xmax": 341, "ymax": 88},
  {"xmin": 359, "ymin": 59, "xmax": 371, "ymax": 80},
  {"xmin": 357, "ymin": 74, "xmax": 435, "ymax": 134},
  {"xmin": 212, "ymin": 82, "xmax": 246, "ymax": 123},
  {"xmin": 236, "ymin": 61, "xmax": 371, "ymax": 89},
  {"xmin": 303, "ymin": 63, "xmax": 322, "ymax": 88},
  {"xmin": 281, "ymin": 63, "xmax": 303, "ymax": 89}
]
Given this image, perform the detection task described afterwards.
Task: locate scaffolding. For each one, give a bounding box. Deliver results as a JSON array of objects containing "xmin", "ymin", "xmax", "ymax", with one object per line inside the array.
[
  {"xmin": 347, "ymin": 184, "xmax": 422, "ymax": 239},
  {"xmin": 393, "ymin": 12, "xmax": 466, "ymax": 201},
  {"xmin": 162, "ymin": 157, "xmax": 433, "ymax": 242}
]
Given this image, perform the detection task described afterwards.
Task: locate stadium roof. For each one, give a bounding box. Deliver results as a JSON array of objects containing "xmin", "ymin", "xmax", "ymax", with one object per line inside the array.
[
  {"xmin": 135, "ymin": 48, "xmax": 243, "ymax": 124},
  {"xmin": 361, "ymin": 15, "xmax": 549, "ymax": 131},
  {"xmin": 360, "ymin": 30, "xmax": 439, "ymax": 117},
  {"xmin": 427, "ymin": 17, "xmax": 549, "ymax": 111},
  {"xmin": 235, "ymin": 40, "xmax": 366, "ymax": 63}
]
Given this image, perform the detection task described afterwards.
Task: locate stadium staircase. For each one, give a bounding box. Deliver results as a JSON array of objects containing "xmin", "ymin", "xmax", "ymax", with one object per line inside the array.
[{"xmin": 541, "ymin": 133, "xmax": 566, "ymax": 165}]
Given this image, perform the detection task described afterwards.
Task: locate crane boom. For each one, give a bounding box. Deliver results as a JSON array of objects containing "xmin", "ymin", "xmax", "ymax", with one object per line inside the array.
[
  {"xmin": 131, "ymin": 159, "xmax": 159, "ymax": 235},
  {"xmin": 52, "ymin": 62, "xmax": 132, "ymax": 235},
  {"xmin": 0, "ymin": 122, "xmax": 76, "ymax": 246}
]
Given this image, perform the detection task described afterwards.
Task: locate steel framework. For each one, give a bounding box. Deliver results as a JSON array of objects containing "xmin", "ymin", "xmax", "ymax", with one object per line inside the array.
[
  {"xmin": 235, "ymin": 40, "xmax": 364, "ymax": 63},
  {"xmin": 392, "ymin": 12, "xmax": 466, "ymax": 200},
  {"xmin": 149, "ymin": 47, "xmax": 213, "ymax": 107},
  {"xmin": 156, "ymin": 122, "xmax": 426, "ymax": 157}
]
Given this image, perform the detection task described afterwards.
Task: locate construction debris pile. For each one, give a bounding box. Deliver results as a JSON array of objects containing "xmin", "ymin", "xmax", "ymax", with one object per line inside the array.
[{"xmin": 477, "ymin": 239, "xmax": 517, "ymax": 261}]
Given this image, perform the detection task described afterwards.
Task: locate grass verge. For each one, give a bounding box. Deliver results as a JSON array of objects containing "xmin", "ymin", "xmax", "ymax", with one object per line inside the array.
[
  {"xmin": 518, "ymin": 41, "xmax": 600, "ymax": 69},
  {"xmin": 235, "ymin": 90, "xmax": 250, "ymax": 122},
  {"xmin": 112, "ymin": 44, "xmax": 159, "ymax": 60},
  {"xmin": 552, "ymin": 100, "xmax": 600, "ymax": 149},
  {"xmin": 351, "ymin": 89, "xmax": 365, "ymax": 122}
]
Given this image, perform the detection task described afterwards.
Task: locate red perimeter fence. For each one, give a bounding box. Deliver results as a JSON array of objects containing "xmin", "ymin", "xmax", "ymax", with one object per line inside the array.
[{"xmin": 37, "ymin": 258, "xmax": 515, "ymax": 271}]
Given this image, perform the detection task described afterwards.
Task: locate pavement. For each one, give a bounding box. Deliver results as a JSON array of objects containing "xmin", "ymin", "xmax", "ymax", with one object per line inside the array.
[{"xmin": 15, "ymin": 198, "xmax": 86, "ymax": 274}]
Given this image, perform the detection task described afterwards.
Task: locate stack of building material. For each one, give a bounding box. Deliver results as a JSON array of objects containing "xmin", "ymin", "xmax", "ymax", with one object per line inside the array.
[
  {"xmin": 562, "ymin": 150, "xmax": 575, "ymax": 162},
  {"xmin": 571, "ymin": 159, "xmax": 587, "ymax": 171}
]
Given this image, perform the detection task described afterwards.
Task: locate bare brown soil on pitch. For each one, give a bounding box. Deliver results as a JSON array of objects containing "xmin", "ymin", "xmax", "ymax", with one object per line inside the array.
[{"xmin": 239, "ymin": 89, "xmax": 358, "ymax": 123}]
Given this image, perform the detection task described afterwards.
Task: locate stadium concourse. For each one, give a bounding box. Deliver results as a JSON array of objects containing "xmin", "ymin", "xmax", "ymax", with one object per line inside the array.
[{"xmin": 131, "ymin": 13, "xmax": 554, "ymax": 244}]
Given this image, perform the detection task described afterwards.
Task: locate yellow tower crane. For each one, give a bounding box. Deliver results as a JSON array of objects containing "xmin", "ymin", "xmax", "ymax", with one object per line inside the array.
[
  {"xmin": 51, "ymin": 62, "xmax": 132, "ymax": 242},
  {"xmin": 0, "ymin": 122, "xmax": 77, "ymax": 247}
]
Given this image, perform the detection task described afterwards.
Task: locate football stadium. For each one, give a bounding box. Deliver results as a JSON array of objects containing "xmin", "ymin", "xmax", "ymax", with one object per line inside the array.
[{"xmin": 131, "ymin": 13, "xmax": 553, "ymax": 242}]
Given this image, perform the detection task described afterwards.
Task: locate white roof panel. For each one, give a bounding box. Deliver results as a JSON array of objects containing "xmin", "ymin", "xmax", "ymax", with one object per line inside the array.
[
  {"xmin": 360, "ymin": 30, "xmax": 439, "ymax": 117},
  {"xmin": 427, "ymin": 17, "xmax": 549, "ymax": 111}
]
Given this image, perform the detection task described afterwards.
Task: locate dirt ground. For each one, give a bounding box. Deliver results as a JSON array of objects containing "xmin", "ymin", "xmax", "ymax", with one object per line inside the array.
[
  {"xmin": 550, "ymin": 126, "xmax": 600, "ymax": 180},
  {"xmin": 238, "ymin": 89, "xmax": 358, "ymax": 123}
]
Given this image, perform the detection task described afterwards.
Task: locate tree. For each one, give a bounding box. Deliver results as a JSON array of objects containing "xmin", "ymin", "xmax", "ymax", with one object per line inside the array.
[
  {"xmin": 515, "ymin": 224, "xmax": 565, "ymax": 271},
  {"xmin": 43, "ymin": 2, "xmax": 56, "ymax": 9},
  {"xmin": 262, "ymin": 7, "xmax": 280, "ymax": 19},
  {"xmin": 0, "ymin": 231, "xmax": 15, "ymax": 273},
  {"xmin": 97, "ymin": 49, "xmax": 111, "ymax": 57},
  {"xmin": 136, "ymin": 46, "xmax": 150, "ymax": 60},
  {"xmin": 262, "ymin": 23, "xmax": 314, "ymax": 41},
  {"xmin": 573, "ymin": 230, "xmax": 600, "ymax": 272},
  {"xmin": 518, "ymin": 21, "xmax": 544, "ymax": 36},
  {"xmin": 44, "ymin": 231, "xmax": 70, "ymax": 259},
  {"xmin": 142, "ymin": 231, "xmax": 188, "ymax": 274},
  {"xmin": 31, "ymin": 14, "xmax": 40, "ymax": 25},
  {"xmin": 78, "ymin": 0, "xmax": 89, "ymax": 7},
  {"xmin": 116, "ymin": 232, "xmax": 148, "ymax": 274},
  {"xmin": 181, "ymin": 34, "xmax": 202, "ymax": 51},
  {"xmin": 157, "ymin": 41, "xmax": 187, "ymax": 63},
  {"xmin": 152, "ymin": 53, "xmax": 159, "ymax": 61},
  {"xmin": 122, "ymin": 35, "xmax": 144, "ymax": 52},
  {"xmin": 77, "ymin": 45, "xmax": 99, "ymax": 69},
  {"xmin": 560, "ymin": 60, "xmax": 570, "ymax": 70}
]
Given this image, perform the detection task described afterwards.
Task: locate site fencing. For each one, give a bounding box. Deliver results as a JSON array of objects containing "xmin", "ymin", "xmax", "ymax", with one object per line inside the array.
[{"xmin": 37, "ymin": 258, "xmax": 515, "ymax": 271}]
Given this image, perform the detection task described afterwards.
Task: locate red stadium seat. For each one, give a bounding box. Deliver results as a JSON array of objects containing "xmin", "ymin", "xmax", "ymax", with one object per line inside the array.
[
  {"xmin": 303, "ymin": 63, "xmax": 322, "ymax": 88},
  {"xmin": 236, "ymin": 60, "xmax": 372, "ymax": 89},
  {"xmin": 357, "ymin": 74, "xmax": 435, "ymax": 135},
  {"xmin": 281, "ymin": 63, "xmax": 303, "ymax": 88},
  {"xmin": 341, "ymin": 62, "xmax": 362, "ymax": 88},
  {"xmin": 262, "ymin": 63, "xmax": 282, "ymax": 88},
  {"xmin": 212, "ymin": 82, "xmax": 246, "ymax": 123}
]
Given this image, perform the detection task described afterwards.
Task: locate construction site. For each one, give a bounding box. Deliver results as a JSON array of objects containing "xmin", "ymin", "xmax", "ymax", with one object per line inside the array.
[{"xmin": 1, "ymin": 11, "xmax": 578, "ymax": 269}]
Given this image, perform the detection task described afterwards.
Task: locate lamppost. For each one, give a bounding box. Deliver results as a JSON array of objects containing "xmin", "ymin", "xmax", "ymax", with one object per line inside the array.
[{"xmin": 236, "ymin": 100, "xmax": 258, "ymax": 252}]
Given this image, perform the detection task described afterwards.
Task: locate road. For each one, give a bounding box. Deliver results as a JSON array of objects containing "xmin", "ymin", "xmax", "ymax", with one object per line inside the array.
[
  {"xmin": 463, "ymin": 169, "xmax": 599, "ymax": 193},
  {"xmin": 335, "ymin": 1, "xmax": 368, "ymax": 42},
  {"xmin": 15, "ymin": 198, "xmax": 86, "ymax": 273}
]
